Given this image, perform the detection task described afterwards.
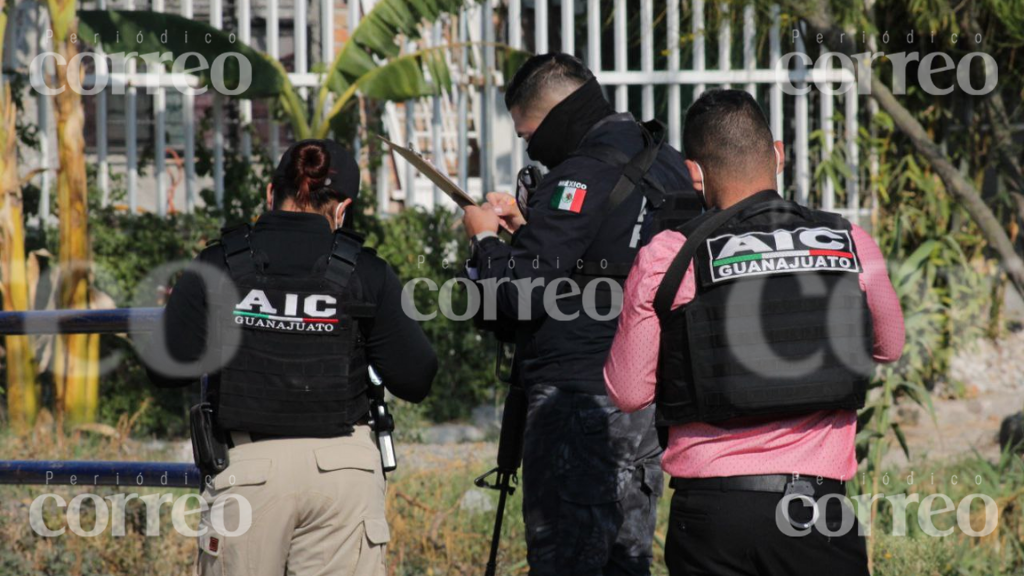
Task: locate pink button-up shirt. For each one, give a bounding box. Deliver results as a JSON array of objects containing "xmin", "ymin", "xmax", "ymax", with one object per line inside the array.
[{"xmin": 604, "ymin": 224, "xmax": 905, "ymax": 480}]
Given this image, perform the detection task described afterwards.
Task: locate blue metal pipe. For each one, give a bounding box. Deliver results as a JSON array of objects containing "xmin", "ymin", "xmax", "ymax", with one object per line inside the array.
[
  {"xmin": 0, "ymin": 308, "xmax": 201, "ymax": 489},
  {"xmin": 0, "ymin": 460, "xmax": 202, "ymax": 489},
  {"xmin": 0, "ymin": 308, "xmax": 163, "ymax": 336}
]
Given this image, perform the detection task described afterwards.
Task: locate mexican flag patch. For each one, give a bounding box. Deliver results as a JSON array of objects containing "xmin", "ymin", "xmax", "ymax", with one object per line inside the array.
[{"xmin": 551, "ymin": 180, "xmax": 588, "ymax": 213}]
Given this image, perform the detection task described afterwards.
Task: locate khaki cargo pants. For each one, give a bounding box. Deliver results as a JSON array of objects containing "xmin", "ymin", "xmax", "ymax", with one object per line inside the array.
[{"xmin": 194, "ymin": 426, "xmax": 390, "ymax": 576}]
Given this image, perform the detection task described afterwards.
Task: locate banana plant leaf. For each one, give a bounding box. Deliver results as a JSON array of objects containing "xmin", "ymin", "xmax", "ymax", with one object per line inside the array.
[
  {"xmin": 323, "ymin": 0, "xmax": 465, "ymax": 97},
  {"xmin": 78, "ymin": 10, "xmax": 286, "ymax": 99},
  {"xmin": 354, "ymin": 47, "xmax": 451, "ymax": 102},
  {"xmin": 315, "ymin": 0, "xmax": 474, "ymax": 134},
  {"xmin": 316, "ymin": 43, "xmax": 531, "ymax": 138}
]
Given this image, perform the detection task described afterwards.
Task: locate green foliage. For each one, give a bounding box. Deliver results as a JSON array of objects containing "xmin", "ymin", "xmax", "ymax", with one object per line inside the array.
[
  {"xmin": 89, "ymin": 207, "xmax": 220, "ymax": 306},
  {"xmin": 323, "ymin": 0, "xmax": 466, "ymax": 97},
  {"xmin": 867, "ymin": 452, "xmax": 1024, "ymax": 576},
  {"xmin": 871, "ymin": 110, "xmax": 1002, "ymax": 395},
  {"xmin": 362, "ymin": 207, "xmax": 499, "ymax": 423},
  {"xmin": 350, "ymin": 47, "xmax": 455, "ymax": 103},
  {"xmin": 986, "ymin": 0, "xmax": 1024, "ymax": 45},
  {"xmin": 85, "ymin": 204, "xmax": 220, "ymax": 436}
]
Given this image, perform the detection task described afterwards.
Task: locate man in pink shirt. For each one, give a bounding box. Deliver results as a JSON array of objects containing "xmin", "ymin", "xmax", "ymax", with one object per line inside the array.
[{"xmin": 604, "ymin": 90, "xmax": 905, "ymax": 576}]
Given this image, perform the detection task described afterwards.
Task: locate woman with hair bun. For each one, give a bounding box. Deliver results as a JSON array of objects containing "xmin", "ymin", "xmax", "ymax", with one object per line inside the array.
[{"xmin": 145, "ymin": 139, "xmax": 438, "ymax": 576}]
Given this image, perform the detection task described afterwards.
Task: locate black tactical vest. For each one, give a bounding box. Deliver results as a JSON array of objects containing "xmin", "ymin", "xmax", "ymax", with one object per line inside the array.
[
  {"xmin": 572, "ymin": 120, "xmax": 702, "ymax": 281},
  {"xmin": 653, "ymin": 192, "xmax": 874, "ymax": 426},
  {"xmin": 211, "ymin": 224, "xmax": 376, "ymax": 437}
]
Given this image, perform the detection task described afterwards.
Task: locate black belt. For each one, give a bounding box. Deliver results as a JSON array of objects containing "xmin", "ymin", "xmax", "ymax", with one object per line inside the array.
[
  {"xmin": 230, "ymin": 418, "xmax": 371, "ymax": 446},
  {"xmin": 248, "ymin": 432, "xmax": 304, "ymax": 442},
  {"xmin": 669, "ymin": 474, "xmax": 845, "ymax": 495}
]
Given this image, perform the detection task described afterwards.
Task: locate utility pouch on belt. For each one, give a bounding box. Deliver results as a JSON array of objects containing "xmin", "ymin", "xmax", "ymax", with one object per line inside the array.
[{"xmin": 190, "ymin": 402, "xmax": 229, "ymax": 480}]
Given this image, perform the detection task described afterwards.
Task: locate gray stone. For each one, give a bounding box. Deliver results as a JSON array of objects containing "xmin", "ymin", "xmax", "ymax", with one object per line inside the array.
[
  {"xmin": 419, "ymin": 424, "xmax": 486, "ymax": 445},
  {"xmin": 471, "ymin": 403, "xmax": 501, "ymax": 433},
  {"xmin": 458, "ymin": 488, "xmax": 495, "ymax": 515}
]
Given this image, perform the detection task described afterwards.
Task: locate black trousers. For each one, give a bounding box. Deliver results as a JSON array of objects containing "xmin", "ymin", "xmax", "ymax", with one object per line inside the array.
[
  {"xmin": 522, "ymin": 385, "xmax": 664, "ymax": 576},
  {"xmin": 666, "ymin": 480, "xmax": 870, "ymax": 576}
]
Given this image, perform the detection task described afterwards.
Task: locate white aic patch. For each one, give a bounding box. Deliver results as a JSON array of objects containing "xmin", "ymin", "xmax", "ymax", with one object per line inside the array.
[
  {"xmin": 704, "ymin": 226, "xmax": 861, "ymax": 283},
  {"xmin": 232, "ymin": 289, "xmax": 340, "ymax": 333}
]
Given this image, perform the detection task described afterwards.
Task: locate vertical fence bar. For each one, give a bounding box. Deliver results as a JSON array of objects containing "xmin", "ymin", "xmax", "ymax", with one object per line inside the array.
[
  {"xmin": 153, "ymin": 0, "xmax": 167, "ymax": 216},
  {"xmin": 667, "ymin": 0, "xmax": 680, "ymax": 150},
  {"xmin": 718, "ymin": 2, "xmax": 730, "ymax": 89},
  {"xmin": 561, "ymin": 0, "xmax": 574, "ymax": 55},
  {"xmin": 267, "ymin": 0, "xmax": 280, "ymax": 163},
  {"xmin": 402, "ymin": 31, "xmax": 419, "ymax": 203},
  {"xmin": 295, "ymin": 0, "xmax": 308, "ymax": 100},
  {"xmin": 320, "ymin": 0, "xmax": 333, "ymax": 69},
  {"xmin": 321, "ymin": 0, "xmax": 336, "ymax": 124},
  {"xmin": 865, "ymin": 33, "xmax": 878, "ymax": 223},
  {"xmin": 586, "ymin": 0, "xmax": 598, "ymax": 68},
  {"xmin": 481, "ymin": 0, "xmax": 495, "ymax": 196},
  {"xmin": 845, "ymin": 87, "xmax": 860, "ymax": 225},
  {"xmin": 511, "ymin": 0, "xmax": 525, "ymax": 178},
  {"xmin": 404, "ymin": 99, "xmax": 415, "ymax": 205},
  {"xmin": 743, "ymin": 3, "xmax": 755, "ymax": 96},
  {"xmin": 37, "ymin": 89, "xmax": 50, "ymax": 220},
  {"xmin": 96, "ymin": 0, "xmax": 110, "ymax": 204},
  {"xmin": 457, "ymin": 9, "xmax": 469, "ymax": 192},
  {"xmin": 36, "ymin": 9, "xmax": 55, "ymax": 221},
  {"xmin": 640, "ymin": 0, "xmax": 653, "ymax": 120},
  {"xmin": 613, "ymin": 0, "xmax": 626, "ymax": 110},
  {"xmin": 820, "ymin": 49, "xmax": 835, "ymax": 211},
  {"xmin": 431, "ymin": 22, "xmax": 443, "ymax": 207},
  {"xmin": 794, "ymin": 22, "xmax": 809, "ymax": 205},
  {"xmin": 535, "ymin": 0, "xmax": 548, "ymax": 53},
  {"xmin": 154, "ymin": 85, "xmax": 167, "ymax": 216},
  {"xmin": 239, "ymin": 0, "xmax": 253, "ymax": 160},
  {"xmin": 211, "ymin": 0, "xmax": 224, "ymax": 206},
  {"xmin": 183, "ymin": 0, "xmax": 196, "ymax": 212},
  {"xmin": 125, "ymin": 0, "xmax": 138, "ymax": 213},
  {"xmin": 692, "ymin": 0, "xmax": 705, "ymax": 98},
  {"xmin": 509, "ymin": 0, "xmax": 522, "ymax": 48},
  {"xmin": 769, "ymin": 4, "xmax": 782, "ymax": 192},
  {"xmin": 96, "ymin": 90, "xmax": 109, "ymax": 204}
]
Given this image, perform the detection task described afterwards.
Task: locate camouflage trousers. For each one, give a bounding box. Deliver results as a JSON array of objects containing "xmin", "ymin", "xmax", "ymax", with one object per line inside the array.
[{"xmin": 521, "ymin": 385, "xmax": 664, "ymax": 576}]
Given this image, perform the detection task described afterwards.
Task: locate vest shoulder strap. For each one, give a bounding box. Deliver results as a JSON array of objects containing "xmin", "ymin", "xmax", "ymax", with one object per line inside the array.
[
  {"xmin": 324, "ymin": 229, "xmax": 364, "ymax": 289},
  {"xmin": 220, "ymin": 223, "xmax": 257, "ymax": 277},
  {"xmin": 653, "ymin": 190, "xmax": 780, "ymax": 319},
  {"xmin": 572, "ymin": 120, "xmax": 667, "ymax": 215}
]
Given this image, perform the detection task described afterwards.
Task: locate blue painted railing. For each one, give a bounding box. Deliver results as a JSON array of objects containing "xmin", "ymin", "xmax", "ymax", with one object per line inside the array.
[{"xmin": 0, "ymin": 308, "xmax": 202, "ymax": 488}]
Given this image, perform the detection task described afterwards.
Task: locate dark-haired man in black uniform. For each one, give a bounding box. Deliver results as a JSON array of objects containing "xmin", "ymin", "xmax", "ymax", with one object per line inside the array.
[{"xmin": 463, "ymin": 53, "xmax": 698, "ymax": 576}]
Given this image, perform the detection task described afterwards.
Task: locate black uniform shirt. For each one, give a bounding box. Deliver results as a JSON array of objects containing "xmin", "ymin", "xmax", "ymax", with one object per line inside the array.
[
  {"xmin": 145, "ymin": 210, "xmax": 438, "ymax": 403},
  {"xmin": 472, "ymin": 113, "xmax": 693, "ymax": 394}
]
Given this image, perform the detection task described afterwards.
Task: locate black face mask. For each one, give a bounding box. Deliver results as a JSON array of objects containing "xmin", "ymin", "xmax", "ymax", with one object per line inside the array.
[{"xmin": 525, "ymin": 78, "xmax": 616, "ymax": 169}]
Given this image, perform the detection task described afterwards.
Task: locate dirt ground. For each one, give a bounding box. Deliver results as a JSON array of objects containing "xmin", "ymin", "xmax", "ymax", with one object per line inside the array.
[
  {"xmin": 885, "ymin": 388, "xmax": 1022, "ymax": 468},
  {"xmin": 885, "ymin": 330, "xmax": 1024, "ymax": 468}
]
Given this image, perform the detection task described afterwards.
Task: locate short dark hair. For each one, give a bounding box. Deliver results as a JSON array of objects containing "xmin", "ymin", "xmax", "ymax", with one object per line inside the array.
[
  {"xmin": 683, "ymin": 89, "xmax": 776, "ymax": 188},
  {"xmin": 504, "ymin": 53, "xmax": 594, "ymax": 111}
]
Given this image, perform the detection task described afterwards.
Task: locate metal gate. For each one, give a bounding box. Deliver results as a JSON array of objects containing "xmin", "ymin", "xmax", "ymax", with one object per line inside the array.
[{"xmin": 15, "ymin": 0, "xmax": 867, "ymax": 222}]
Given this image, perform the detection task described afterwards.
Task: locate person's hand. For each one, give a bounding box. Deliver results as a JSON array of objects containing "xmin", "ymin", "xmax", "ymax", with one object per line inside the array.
[
  {"xmin": 486, "ymin": 192, "xmax": 527, "ymax": 234},
  {"xmin": 463, "ymin": 204, "xmax": 501, "ymax": 237}
]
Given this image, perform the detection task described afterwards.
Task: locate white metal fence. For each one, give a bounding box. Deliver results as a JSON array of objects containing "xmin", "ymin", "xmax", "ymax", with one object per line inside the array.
[{"xmin": 17, "ymin": 0, "xmax": 870, "ymax": 223}]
